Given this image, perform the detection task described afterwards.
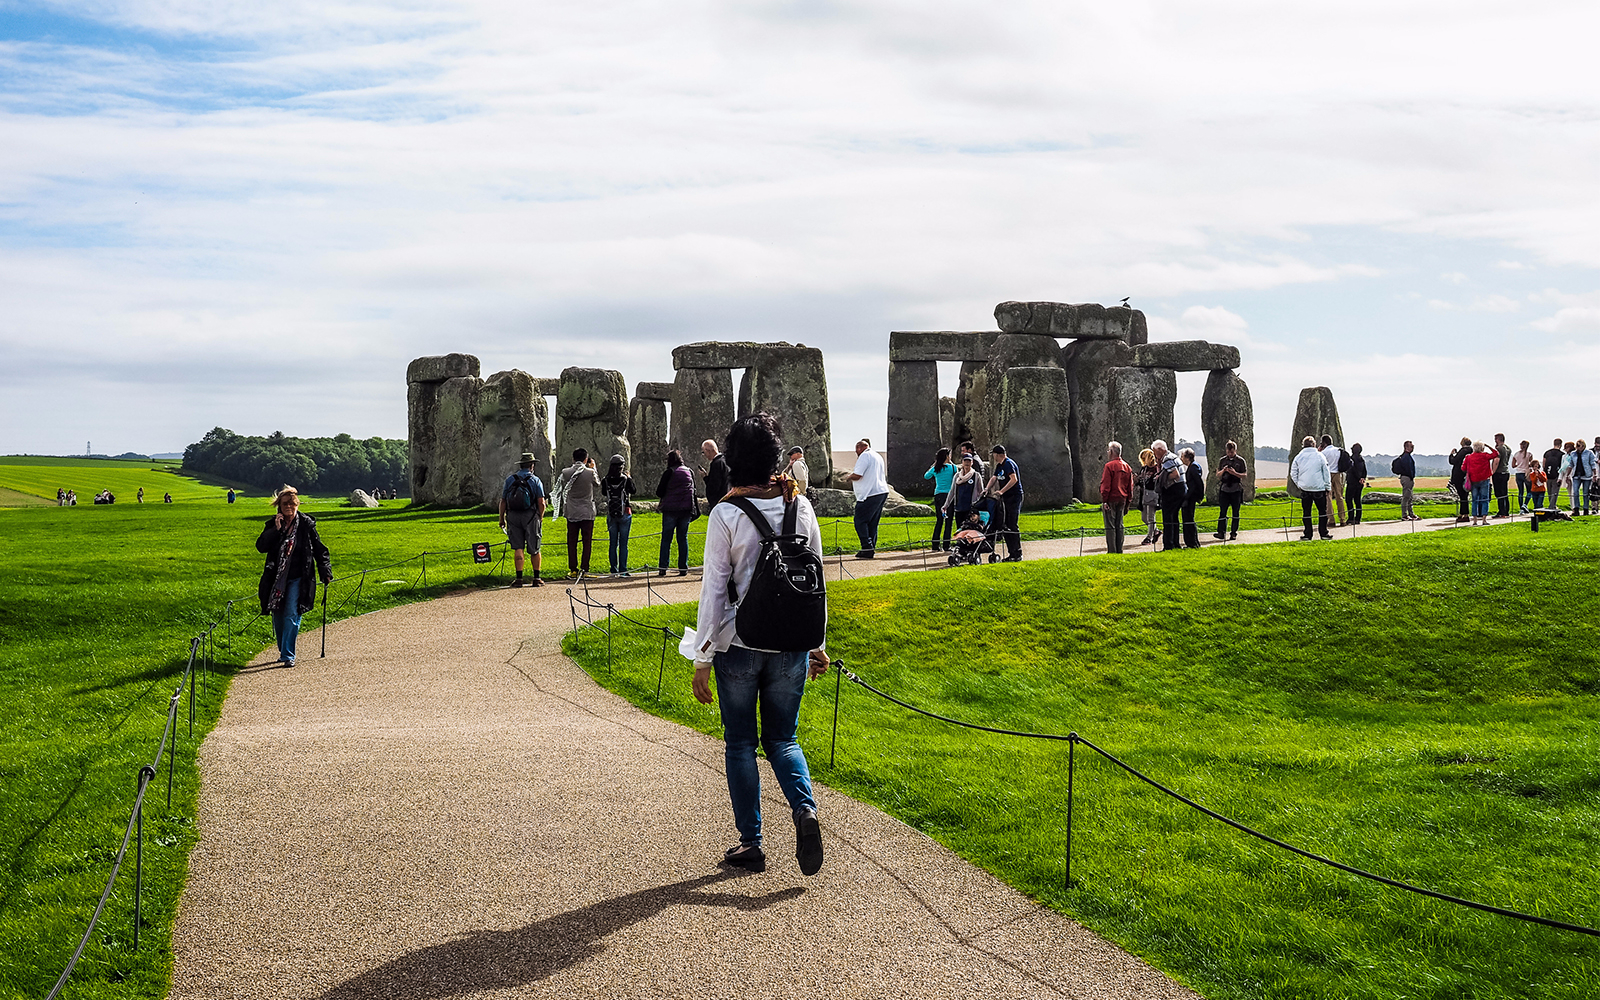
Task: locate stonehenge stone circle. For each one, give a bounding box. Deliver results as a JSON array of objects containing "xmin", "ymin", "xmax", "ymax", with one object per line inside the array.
[
  {"xmin": 479, "ymin": 369, "xmax": 552, "ymax": 503},
  {"xmin": 886, "ymin": 360, "xmax": 943, "ymax": 496},
  {"xmin": 996, "ymin": 366, "xmax": 1073, "ymax": 507},
  {"xmin": 888, "ymin": 331, "xmax": 998, "ymax": 362},
  {"xmin": 669, "ymin": 367, "xmax": 736, "ymax": 495},
  {"xmin": 556, "ymin": 367, "xmax": 629, "ymax": 472},
  {"xmin": 1130, "ymin": 341, "xmax": 1240, "ymax": 372},
  {"xmin": 995, "ymin": 302, "xmax": 1127, "ymax": 340},
  {"xmin": 1287, "ymin": 387, "xmax": 1344, "ymax": 498},
  {"xmin": 407, "ymin": 372, "xmax": 483, "ymax": 506},
  {"xmin": 1201, "ymin": 369, "xmax": 1255, "ymax": 503},
  {"xmin": 628, "ymin": 396, "xmax": 669, "ymax": 493},
  {"xmin": 735, "ymin": 344, "xmax": 832, "ymax": 484}
]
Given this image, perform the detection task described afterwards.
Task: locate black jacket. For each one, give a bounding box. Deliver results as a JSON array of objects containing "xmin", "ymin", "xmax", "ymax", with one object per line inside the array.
[
  {"xmin": 257, "ymin": 514, "xmax": 333, "ymax": 615},
  {"xmin": 1390, "ymin": 452, "xmax": 1415, "ymax": 478},
  {"xmin": 1347, "ymin": 456, "xmax": 1367, "ymax": 493},
  {"xmin": 1184, "ymin": 462, "xmax": 1205, "ymax": 504},
  {"xmin": 705, "ymin": 454, "xmax": 729, "ymax": 506}
]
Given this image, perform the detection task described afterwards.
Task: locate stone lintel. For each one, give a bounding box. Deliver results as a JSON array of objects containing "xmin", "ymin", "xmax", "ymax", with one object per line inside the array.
[
  {"xmin": 407, "ymin": 353, "xmax": 480, "ymax": 384},
  {"xmin": 635, "ymin": 381, "xmax": 675, "ymax": 402},
  {"xmin": 672, "ymin": 341, "xmax": 819, "ymax": 371},
  {"xmin": 888, "ymin": 331, "xmax": 999, "ymax": 362},
  {"xmin": 1128, "ymin": 341, "xmax": 1241, "ymax": 372},
  {"xmin": 532, "ymin": 378, "xmax": 562, "ymax": 396}
]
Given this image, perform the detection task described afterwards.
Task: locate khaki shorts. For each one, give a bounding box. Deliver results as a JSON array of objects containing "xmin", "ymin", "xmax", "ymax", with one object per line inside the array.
[{"xmin": 505, "ymin": 509, "xmax": 541, "ymax": 551}]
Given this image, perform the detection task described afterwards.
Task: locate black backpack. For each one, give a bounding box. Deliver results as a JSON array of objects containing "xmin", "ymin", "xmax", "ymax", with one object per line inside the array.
[
  {"xmin": 1337, "ymin": 449, "xmax": 1353, "ymax": 474},
  {"xmin": 725, "ymin": 497, "xmax": 827, "ymax": 652},
  {"xmin": 505, "ymin": 472, "xmax": 537, "ymax": 511}
]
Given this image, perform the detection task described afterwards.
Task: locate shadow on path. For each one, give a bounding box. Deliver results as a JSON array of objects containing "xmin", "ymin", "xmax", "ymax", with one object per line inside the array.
[{"xmin": 317, "ymin": 872, "xmax": 803, "ymax": 999}]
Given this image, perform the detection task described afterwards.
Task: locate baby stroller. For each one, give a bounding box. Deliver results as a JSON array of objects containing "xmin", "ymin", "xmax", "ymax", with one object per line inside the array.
[{"xmin": 948, "ymin": 498, "xmax": 1000, "ymax": 566}]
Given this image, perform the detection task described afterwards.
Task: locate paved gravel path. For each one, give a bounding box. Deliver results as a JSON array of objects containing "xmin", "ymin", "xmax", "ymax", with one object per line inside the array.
[{"xmin": 170, "ymin": 510, "xmax": 1486, "ymax": 998}]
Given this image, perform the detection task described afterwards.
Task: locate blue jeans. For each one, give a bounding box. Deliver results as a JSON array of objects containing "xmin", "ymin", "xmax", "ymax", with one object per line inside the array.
[
  {"xmin": 1471, "ymin": 479, "xmax": 1492, "ymax": 517},
  {"xmin": 607, "ymin": 513, "xmax": 632, "ymax": 572},
  {"xmin": 854, "ymin": 491, "xmax": 888, "ymax": 553},
  {"xmin": 713, "ymin": 646, "xmax": 816, "ymax": 846},
  {"xmin": 272, "ymin": 577, "xmax": 303, "ymax": 663},
  {"xmin": 1573, "ymin": 479, "xmax": 1589, "ymax": 513},
  {"xmin": 1515, "ymin": 473, "xmax": 1529, "ymax": 511},
  {"xmin": 658, "ymin": 511, "xmax": 691, "ymax": 570}
]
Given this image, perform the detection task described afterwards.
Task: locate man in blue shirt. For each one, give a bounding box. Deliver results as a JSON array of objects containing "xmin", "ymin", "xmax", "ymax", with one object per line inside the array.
[
  {"xmin": 987, "ymin": 445, "xmax": 1024, "ymax": 561},
  {"xmin": 498, "ymin": 453, "xmax": 547, "ymax": 587}
]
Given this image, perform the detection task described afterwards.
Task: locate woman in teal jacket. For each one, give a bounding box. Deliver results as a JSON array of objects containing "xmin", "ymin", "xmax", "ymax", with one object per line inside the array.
[{"xmin": 924, "ymin": 448, "xmax": 956, "ymax": 550}]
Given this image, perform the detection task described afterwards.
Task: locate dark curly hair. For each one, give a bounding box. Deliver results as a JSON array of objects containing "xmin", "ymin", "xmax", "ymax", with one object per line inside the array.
[{"xmin": 724, "ymin": 413, "xmax": 784, "ymax": 487}]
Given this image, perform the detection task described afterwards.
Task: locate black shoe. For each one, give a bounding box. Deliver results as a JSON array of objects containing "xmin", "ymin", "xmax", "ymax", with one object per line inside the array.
[
  {"xmin": 1320, "ymin": 533, "xmax": 1334, "ymax": 540},
  {"xmin": 795, "ymin": 808, "xmax": 823, "ymax": 876},
  {"xmin": 1298, "ymin": 535, "xmax": 1314, "ymax": 541},
  {"xmin": 722, "ymin": 844, "xmax": 766, "ymax": 873},
  {"xmin": 1229, "ymin": 533, "xmax": 1237, "ymax": 540},
  {"xmin": 1004, "ymin": 554, "xmax": 1022, "ymax": 562},
  {"xmin": 511, "ymin": 577, "xmax": 523, "ymax": 588},
  {"xmin": 854, "ymin": 551, "xmax": 874, "ymax": 559},
  {"xmin": 676, "ymin": 569, "xmax": 688, "ymax": 576},
  {"xmin": 657, "ymin": 568, "xmax": 667, "ymax": 577},
  {"xmin": 1212, "ymin": 533, "xmax": 1225, "ymax": 540}
]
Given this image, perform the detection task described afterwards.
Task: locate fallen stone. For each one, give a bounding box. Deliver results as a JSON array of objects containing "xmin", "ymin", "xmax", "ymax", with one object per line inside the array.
[
  {"xmin": 556, "ymin": 367, "xmax": 629, "ymax": 472},
  {"xmin": 887, "ymin": 360, "xmax": 942, "ymax": 498},
  {"xmin": 408, "ymin": 375, "xmax": 483, "ymax": 506},
  {"xmin": 407, "ymin": 354, "xmax": 480, "ymax": 385},
  {"xmin": 348, "ymin": 489, "xmax": 379, "ymax": 508},
  {"xmin": 1130, "ymin": 341, "xmax": 1241, "ymax": 371},
  {"xmin": 1287, "ymin": 387, "xmax": 1344, "ymax": 498},
  {"xmin": 808, "ymin": 487, "xmax": 934, "ymax": 520},
  {"xmin": 736, "ymin": 344, "xmax": 833, "ymax": 485},
  {"xmin": 628, "ymin": 397, "xmax": 669, "ymax": 496},
  {"xmin": 1200, "ymin": 369, "xmax": 1256, "ymax": 503},
  {"xmin": 635, "ymin": 381, "xmax": 675, "ymax": 402},
  {"xmin": 669, "ymin": 368, "xmax": 735, "ymax": 495},
  {"xmin": 478, "ymin": 369, "xmax": 553, "ymax": 506},
  {"xmin": 996, "ymin": 366, "xmax": 1073, "ymax": 508},
  {"xmin": 888, "ymin": 331, "xmax": 998, "ymax": 362}
]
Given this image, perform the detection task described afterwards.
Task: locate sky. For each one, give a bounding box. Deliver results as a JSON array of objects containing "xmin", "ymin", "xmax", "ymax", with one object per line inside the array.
[{"xmin": 2, "ymin": 0, "xmax": 1598, "ymax": 460}]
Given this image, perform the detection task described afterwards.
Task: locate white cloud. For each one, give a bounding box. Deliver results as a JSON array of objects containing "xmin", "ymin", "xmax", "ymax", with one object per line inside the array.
[{"xmin": 1440, "ymin": 271, "xmax": 1468, "ymax": 284}]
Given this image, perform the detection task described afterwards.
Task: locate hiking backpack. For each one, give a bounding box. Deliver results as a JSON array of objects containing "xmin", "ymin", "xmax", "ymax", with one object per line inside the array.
[
  {"xmin": 725, "ymin": 497, "xmax": 827, "ymax": 652},
  {"xmin": 1337, "ymin": 449, "xmax": 1353, "ymax": 474},
  {"xmin": 505, "ymin": 472, "xmax": 537, "ymax": 512}
]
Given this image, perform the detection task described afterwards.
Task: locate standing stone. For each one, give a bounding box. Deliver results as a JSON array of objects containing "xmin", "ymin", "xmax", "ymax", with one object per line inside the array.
[
  {"xmin": 555, "ymin": 367, "xmax": 629, "ymax": 474},
  {"xmin": 735, "ymin": 345, "xmax": 833, "ymax": 484},
  {"xmin": 953, "ymin": 360, "xmax": 989, "ymax": 455},
  {"xmin": 408, "ymin": 375, "xmax": 482, "ymax": 506},
  {"xmin": 1201, "ymin": 370, "xmax": 1256, "ymax": 504},
  {"xmin": 1107, "ymin": 368, "xmax": 1177, "ymax": 468},
  {"xmin": 938, "ymin": 397, "xmax": 956, "ymax": 451},
  {"xmin": 669, "ymin": 368, "xmax": 735, "ymax": 496},
  {"xmin": 1061, "ymin": 339, "xmax": 1133, "ymax": 503},
  {"xmin": 1287, "ymin": 387, "xmax": 1344, "ymax": 498},
  {"xmin": 961, "ymin": 334, "xmax": 1063, "ymax": 462},
  {"xmin": 887, "ymin": 360, "xmax": 942, "ymax": 497},
  {"xmin": 477, "ymin": 370, "xmax": 552, "ymax": 508},
  {"xmin": 628, "ymin": 396, "xmax": 669, "ymax": 496},
  {"xmin": 995, "ymin": 367, "xmax": 1073, "ymax": 508}
]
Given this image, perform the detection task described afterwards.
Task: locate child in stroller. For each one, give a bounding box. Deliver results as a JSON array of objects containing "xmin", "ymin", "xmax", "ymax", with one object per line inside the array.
[{"xmin": 948, "ymin": 498, "xmax": 1000, "ymax": 566}]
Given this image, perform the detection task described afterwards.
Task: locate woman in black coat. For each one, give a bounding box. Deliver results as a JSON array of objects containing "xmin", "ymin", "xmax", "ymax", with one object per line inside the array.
[
  {"xmin": 256, "ymin": 487, "xmax": 333, "ymax": 667},
  {"xmin": 1345, "ymin": 443, "xmax": 1369, "ymax": 524},
  {"xmin": 1180, "ymin": 447, "xmax": 1204, "ymax": 548}
]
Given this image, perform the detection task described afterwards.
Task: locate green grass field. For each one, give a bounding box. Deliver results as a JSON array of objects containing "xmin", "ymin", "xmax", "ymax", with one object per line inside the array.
[
  {"xmin": 564, "ymin": 521, "xmax": 1600, "ymax": 1000},
  {"xmin": 0, "ymin": 456, "xmax": 256, "ymax": 506}
]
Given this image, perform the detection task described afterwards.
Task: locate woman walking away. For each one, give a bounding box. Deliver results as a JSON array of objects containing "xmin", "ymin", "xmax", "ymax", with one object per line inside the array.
[
  {"xmin": 945, "ymin": 453, "xmax": 984, "ymax": 542},
  {"xmin": 656, "ymin": 450, "xmax": 697, "ymax": 576},
  {"xmin": 691, "ymin": 412, "xmax": 830, "ymax": 877},
  {"xmin": 256, "ymin": 486, "xmax": 332, "ymax": 668},
  {"xmin": 924, "ymin": 447, "xmax": 956, "ymax": 550},
  {"xmin": 1137, "ymin": 447, "xmax": 1162, "ymax": 545},
  {"xmin": 557, "ymin": 450, "xmax": 600, "ymax": 578},
  {"xmin": 600, "ymin": 454, "xmax": 636, "ymax": 578},
  {"xmin": 1345, "ymin": 443, "xmax": 1368, "ymax": 524},
  {"xmin": 1511, "ymin": 440, "xmax": 1534, "ymax": 514},
  {"xmin": 1463, "ymin": 441, "xmax": 1495, "ymax": 525}
]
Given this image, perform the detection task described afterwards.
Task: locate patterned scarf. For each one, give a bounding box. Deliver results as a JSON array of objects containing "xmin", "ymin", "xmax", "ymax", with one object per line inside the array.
[
  {"xmin": 725, "ymin": 475, "xmax": 800, "ymax": 504},
  {"xmin": 267, "ymin": 513, "xmax": 299, "ymax": 613}
]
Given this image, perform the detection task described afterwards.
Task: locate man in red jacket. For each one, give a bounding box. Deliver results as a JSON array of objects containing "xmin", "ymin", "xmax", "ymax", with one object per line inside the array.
[{"xmin": 1099, "ymin": 441, "xmax": 1135, "ymax": 554}]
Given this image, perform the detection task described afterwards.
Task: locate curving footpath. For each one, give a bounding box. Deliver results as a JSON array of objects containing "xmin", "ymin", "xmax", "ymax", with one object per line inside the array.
[{"xmin": 171, "ymin": 513, "xmax": 1487, "ymax": 998}]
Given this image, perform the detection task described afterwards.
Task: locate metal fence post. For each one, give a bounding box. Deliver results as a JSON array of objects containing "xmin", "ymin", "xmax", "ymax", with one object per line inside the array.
[
  {"xmin": 320, "ymin": 584, "xmax": 329, "ymax": 658},
  {"xmin": 829, "ymin": 661, "xmax": 843, "ymax": 768},
  {"xmin": 134, "ymin": 764, "xmax": 154, "ymax": 951},
  {"xmin": 421, "ymin": 551, "xmax": 427, "ymax": 588},
  {"xmin": 1065, "ymin": 733, "xmax": 1076, "ymax": 887},
  {"xmin": 656, "ymin": 629, "xmax": 668, "ymax": 700}
]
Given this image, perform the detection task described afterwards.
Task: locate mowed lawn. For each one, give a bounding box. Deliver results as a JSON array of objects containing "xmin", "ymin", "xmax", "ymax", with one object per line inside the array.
[
  {"xmin": 565, "ymin": 520, "xmax": 1600, "ymax": 1000},
  {"xmin": 0, "ymin": 456, "xmax": 252, "ymax": 505}
]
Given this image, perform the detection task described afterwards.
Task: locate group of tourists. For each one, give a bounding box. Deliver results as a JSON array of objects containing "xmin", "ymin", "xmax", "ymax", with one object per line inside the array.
[
  {"xmin": 56, "ymin": 488, "xmax": 77, "ymax": 505},
  {"xmin": 1455, "ymin": 436, "xmax": 1599, "ymax": 524},
  {"xmin": 1094, "ymin": 439, "xmax": 1245, "ymax": 554},
  {"xmin": 916, "ymin": 441, "xmax": 1024, "ymax": 561}
]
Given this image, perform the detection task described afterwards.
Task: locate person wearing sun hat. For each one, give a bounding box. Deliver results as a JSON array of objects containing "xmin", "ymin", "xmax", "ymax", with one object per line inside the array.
[
  {"xmin": 256, "ymin": 485, "xmax": 333, "ymax": 667},
  {"xmin": 499, "ymin": 452, "xmax": 547, "ymax": 587}
]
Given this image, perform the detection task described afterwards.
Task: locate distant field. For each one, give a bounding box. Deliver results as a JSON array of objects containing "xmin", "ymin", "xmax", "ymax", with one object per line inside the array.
[{"xmin": 0, "ymin": 457, "xmax": 256, "ymax": 505}]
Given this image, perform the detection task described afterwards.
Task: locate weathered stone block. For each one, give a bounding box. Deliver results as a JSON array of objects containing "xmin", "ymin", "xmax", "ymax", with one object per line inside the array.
[
  {"xmin": 888, "ymin": 331, "xmax": 998, "ymax": 362},
  {"xmin": 939, "ymin": 396, "xmax": 956, "ymax": 450},
  {"xmin": 628, "ymin": 397, "xmax": 670, "ymax": 496},
  {"xmin": 672, "ymin": 341, "xmax": 766, "ymax": 370},
  {"xmin": 1106, "ymin": 368, "xmax": 1177, "ymax": 465},
  {"xmin": 408, "ymin": 375, "xmax": 483, "ymax": 506},
  {"xmin": 636, "ymin": 381, "xmax": 675, "ymax": 402},
  {"xmin": 1287, "ymin": 387, "xmax": 1344, "ymax": 498},
  {"xmin": 407, "ymin": 354, "xmax": 480, "ymax": 384},
  {"xmin": 993, "ymin": 302, "xmax": 1128, "ymax": 340},
  {"xmin": 555, "ymin": 367, "xmax": 629, "ymax": 473},
  {"xmin": 1061, "ymin": 339, "xmax": 1134, "ymax": 502},
  {"xmin": 887, "ymin": 361, "xmax": 942, "ymax": 497},
  {"xmin": 1130, "ymin": 341, "xmax": 1241, "ymax": 371},
  {"xmin": 996, "ymin": 366, "xmax": 1073, "ymax": 508},
  {"xmin": 669, "ymin": 368, "xmax": 735, "ymax": 496},
  {"xmin": 1201, "ymin": 370, "xmax": 1255, "ymax": 503},
  {"xmin": 532, "ymin": 377, "xmax": 562, "ymax": 397},
  {"xmin": 348, "ymin": 489, "xmax": 379, "ymax": 508},
  {"xmin": 478, "ymin": 369, "xmax": 552, "ymax": 507},
  {"xmin": 735, "ymin": 345, "xmax": 832, "ymax": 484}
]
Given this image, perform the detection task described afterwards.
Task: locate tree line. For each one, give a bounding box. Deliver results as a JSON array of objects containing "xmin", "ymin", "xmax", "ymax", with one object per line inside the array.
[{"xmin": 183, "ymin": 427, "xmax": 408, "ymax": 496}]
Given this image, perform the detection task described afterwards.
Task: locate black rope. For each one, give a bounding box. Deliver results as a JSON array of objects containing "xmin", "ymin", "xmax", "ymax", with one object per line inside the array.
[{"xmin": 838, "ymin": 667, "xmax": 1600, "ymax": 938}]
